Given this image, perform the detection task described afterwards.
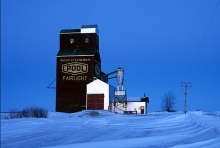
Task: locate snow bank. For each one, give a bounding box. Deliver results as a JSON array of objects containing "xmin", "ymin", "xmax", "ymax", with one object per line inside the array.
[{"xmin": 1, "ymin": 110, "xmax": 220, "ymax": 148}]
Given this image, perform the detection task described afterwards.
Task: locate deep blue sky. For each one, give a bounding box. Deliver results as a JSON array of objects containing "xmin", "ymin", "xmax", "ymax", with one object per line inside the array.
[{"xmin": 1, "ymin": 1, "xmax": 220, "ymax": 112}]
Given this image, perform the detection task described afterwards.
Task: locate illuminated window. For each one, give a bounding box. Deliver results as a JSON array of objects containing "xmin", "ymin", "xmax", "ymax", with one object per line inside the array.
[
  {"xmin": 70, "ymin": 38, "xmax": 74, "ymax": 44},
  {"xmin": 85, "ymin": 38, "xmax": 89, "ymax": 43}
]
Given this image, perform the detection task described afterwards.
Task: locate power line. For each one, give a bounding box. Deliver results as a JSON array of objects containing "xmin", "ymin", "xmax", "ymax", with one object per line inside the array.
[
  {"xmin": 183, "ymin": 0, "xmax": 220, "ymax": 81},
  {"xmin": 195, "ymin": 52, "xmax": 220, "ymax": 81}
]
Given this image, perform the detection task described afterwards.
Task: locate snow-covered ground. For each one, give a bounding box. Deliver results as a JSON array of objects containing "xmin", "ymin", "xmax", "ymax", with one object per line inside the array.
[{"xmin": 1, "ymin": 110, "xmax": 220, "ymax": 148}]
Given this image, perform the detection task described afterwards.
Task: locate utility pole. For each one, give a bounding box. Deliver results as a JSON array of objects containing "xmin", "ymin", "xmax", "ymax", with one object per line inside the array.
[{"xmin": 181, "ymin": 82, "xmax": 191, "ymax": 114}]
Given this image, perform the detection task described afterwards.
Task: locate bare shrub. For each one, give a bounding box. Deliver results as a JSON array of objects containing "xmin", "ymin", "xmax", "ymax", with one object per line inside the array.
[
  {"xmin": 39, "ymin": 107, "xmax": 48, "ymax": 118},
  {"xmin": 1, "ymin": 113, "xmax": 9, "ymax": 119},
  {"xmin": 16, "ymin": 111, "xmax": 24, "ymax": 118},
  {"xmin": 29, "ymin": 106, "xmax": 48, "ymax": 118},
  {"xmin": 6, "ymin": 106, "xmax": 48, "ymax": 119},
  {"xmin": 8, "ymin": 109, "xmax": 19, "ymax": 119},
  {"xmin": 20, "ymin": 108, "xmax": 30, "ymax": 118}
]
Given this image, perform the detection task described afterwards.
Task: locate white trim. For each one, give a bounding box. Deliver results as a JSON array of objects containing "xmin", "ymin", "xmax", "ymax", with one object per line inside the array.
[{"xmin": 81, "ymin": 28, "xmax": 98, "ymax": 34}]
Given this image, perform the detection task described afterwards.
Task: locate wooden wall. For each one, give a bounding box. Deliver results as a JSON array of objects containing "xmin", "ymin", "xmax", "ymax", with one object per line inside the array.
[{"xmin": 56, "ymin": 56, "xmax": 95, "ymax": 112}]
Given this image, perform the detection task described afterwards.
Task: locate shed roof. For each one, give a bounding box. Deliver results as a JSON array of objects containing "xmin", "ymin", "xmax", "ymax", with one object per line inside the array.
[
  {"xmin": 127, "ymin": 97, "xmax": 149, "ymax": 102},
  {"xmin": 127, "ymin": 97, "xmax": 141, "ymax": 102},
  {"xmin": 60, "ymin": 29, "xmax": 81, "ymax": 34}
]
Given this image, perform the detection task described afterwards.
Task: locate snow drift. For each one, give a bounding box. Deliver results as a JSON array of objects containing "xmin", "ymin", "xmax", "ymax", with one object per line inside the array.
[{"xmin": 1, "ymin": 110, "xmax": 220, "ymax": 148}]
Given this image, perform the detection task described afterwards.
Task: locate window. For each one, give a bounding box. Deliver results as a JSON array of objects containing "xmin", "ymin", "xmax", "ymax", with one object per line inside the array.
[
  {"xmin": 85, "ymin": 38, "xmax": 89, "ymax": 43},
  {"xmin": 70, "ymin": 38, "xmax": 74, "ymax": 44}
]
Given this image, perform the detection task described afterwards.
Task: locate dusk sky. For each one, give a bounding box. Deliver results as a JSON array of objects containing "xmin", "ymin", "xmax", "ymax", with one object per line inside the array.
[{"xmin": 1, "ymin": 1, "xmax": 220, "ymax": 112}]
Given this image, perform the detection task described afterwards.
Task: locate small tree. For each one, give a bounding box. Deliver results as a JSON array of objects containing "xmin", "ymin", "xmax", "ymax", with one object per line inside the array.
[{"xmin": 161, "ymin": 91, "xmax": 177, "ymax": 112}]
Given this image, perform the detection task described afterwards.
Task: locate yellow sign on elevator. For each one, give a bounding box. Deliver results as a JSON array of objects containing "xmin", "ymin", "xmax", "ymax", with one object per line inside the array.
[{"xmin": 62, "ymin": 62, "xmax": 88, "ymax": 75}]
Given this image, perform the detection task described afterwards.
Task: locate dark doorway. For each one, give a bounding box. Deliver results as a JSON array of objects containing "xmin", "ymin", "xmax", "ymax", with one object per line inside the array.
[{"xmin": 141, "ymin": 106, "xmax": 144, "ymax": 114}]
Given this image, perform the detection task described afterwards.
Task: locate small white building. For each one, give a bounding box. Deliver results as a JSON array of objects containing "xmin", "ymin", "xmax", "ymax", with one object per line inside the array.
[
  {"xmin": 86, "ymin": 79, "xmax": 114, "ymax": 110},
  {"xmin": 112, "ymin": 97, "xmax": 148, "ymax": 114}
]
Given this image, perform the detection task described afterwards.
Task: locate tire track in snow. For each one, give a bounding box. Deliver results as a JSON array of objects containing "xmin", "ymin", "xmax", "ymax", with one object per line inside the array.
[{"xmin": 1, "ymin": 111, "xmax": 220, "ymax": 148}]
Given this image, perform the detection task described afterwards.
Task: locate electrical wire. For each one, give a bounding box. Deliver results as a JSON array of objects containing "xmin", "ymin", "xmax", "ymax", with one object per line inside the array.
[
  {"xmin": 197, "ymin": 52, "xmax": 220, "ymax": 79},
  {"xmin": 183, "ymin": 0, "xmax": 220, "ymax": 81}
]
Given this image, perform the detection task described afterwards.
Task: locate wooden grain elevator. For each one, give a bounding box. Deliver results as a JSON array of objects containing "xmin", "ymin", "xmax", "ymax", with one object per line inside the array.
[{"xmin": 56, "ymin": 25, "xmax": 106, "ymax": 112}]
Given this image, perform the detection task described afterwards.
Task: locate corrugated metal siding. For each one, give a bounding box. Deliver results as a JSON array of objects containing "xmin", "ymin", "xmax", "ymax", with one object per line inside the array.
[{"xmin": 109, "ymin": 85, "xmax": 115, "ymax": 104}]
